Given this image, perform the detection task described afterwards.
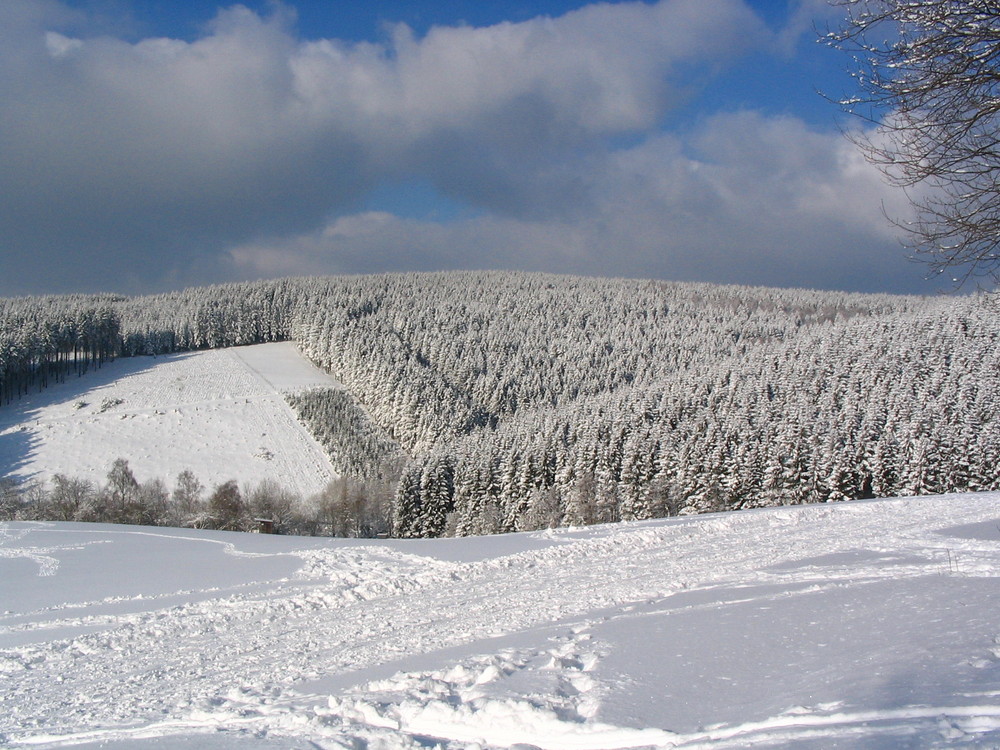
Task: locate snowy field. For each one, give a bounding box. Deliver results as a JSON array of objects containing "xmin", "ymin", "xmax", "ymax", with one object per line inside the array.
[
  {"xmin": 0, "ymin": 343, "xmax": 340, "ymax": 496},
  {"xmin": 3, "ymin": 493, "xmax": 1000, "ymax": 748}
]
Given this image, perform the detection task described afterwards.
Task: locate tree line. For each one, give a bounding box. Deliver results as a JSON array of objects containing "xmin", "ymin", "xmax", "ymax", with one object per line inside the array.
[
  {"xmin": 0, "ymin": 458, "xmax": 393, "ymax": 537},
  {"xmin": 0, "ymin": 296, "xmax": 122, "ymax": 405}
]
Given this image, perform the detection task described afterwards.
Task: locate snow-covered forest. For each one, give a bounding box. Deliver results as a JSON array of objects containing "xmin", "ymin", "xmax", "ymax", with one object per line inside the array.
[{"xmin": 2, "ymin": 272, "xmax": 998, "ymax": 536}]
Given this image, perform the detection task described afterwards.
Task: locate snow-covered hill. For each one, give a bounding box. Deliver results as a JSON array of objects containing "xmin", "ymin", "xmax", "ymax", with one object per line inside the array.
[
  {"xmin": 3, "ymin": 493, "xmax": 1000, "ymax": 748},
  {"xmin": 6, "ymin": 274, "xmax": 1000, "ymax": 534},
  {"xmin": 0, "ymin": 343, "xmax": 339, "ymax": 496}
]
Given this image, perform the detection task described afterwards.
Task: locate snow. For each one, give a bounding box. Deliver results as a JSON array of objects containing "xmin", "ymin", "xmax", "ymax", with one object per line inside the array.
[
  {"xmin": 0, "ymin": 343, "xmax": 340, "ymax": 496},
  {"xmin": 3, "ymin": 493, "xmax": 1000, "ymax": 748}
]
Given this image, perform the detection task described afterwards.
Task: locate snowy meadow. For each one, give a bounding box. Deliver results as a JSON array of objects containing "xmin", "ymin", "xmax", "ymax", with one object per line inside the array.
[
  {"xmin": 0, "ymin": 342, "xmax": 340, "ymax": 497},
  {"xmin": 3, "ymin": 494, "xmax": 1000, "ymax": 748}
]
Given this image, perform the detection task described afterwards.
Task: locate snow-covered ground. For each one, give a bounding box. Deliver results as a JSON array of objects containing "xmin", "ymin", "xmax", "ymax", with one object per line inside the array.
[
  {"xmin": 0, "ymin": 343, "xmax": 340, "ymax": 496},
  {"xmin": 3, "ymin": 493, "xmax": 1000, "ymax": 748}
]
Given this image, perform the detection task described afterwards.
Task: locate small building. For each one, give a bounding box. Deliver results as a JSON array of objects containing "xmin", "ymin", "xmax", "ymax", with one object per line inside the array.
[{"xmin": 254, "ymin": 518, "xmax": 276, "ymax": 534}]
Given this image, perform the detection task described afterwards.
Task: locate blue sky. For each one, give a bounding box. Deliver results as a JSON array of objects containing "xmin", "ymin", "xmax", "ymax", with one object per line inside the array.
[{"xmin": 0, "ymin": 0, "xmax": 944, "ymax": 296}]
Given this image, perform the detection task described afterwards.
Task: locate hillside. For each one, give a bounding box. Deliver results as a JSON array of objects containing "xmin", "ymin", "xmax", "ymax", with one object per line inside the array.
[
  {"xmin": 0, "ymin": 343, "xmax": 340, "ymax": 497},
  {"xmin": 3, "ymin": 494, "xmax": 1000, "ymax": 747},
  {"xmin": 2, "ymin": 272, "xmax": 999, "ymax": 536}
]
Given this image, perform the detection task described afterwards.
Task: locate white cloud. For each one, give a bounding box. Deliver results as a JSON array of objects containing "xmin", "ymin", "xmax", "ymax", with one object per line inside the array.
[
  {"xmin": 44, "ymin": 31, "xmax": 83, "ymax": 58},
  {"xmin": 0, "ymin": 0, "xmax": 937, "ymax": 295},
  {"xmin": 1, "ymin": 0, "xmax": 781, "ymax": 293},
  {"xmin": 227, "ymin": 110, "xmax": 935, "ymax": 293}
]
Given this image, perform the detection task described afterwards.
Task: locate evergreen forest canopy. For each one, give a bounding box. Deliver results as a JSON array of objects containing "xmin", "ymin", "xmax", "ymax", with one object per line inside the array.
[{"xmin": 2, "ymin": 271, "xmax": 998, "ymax": 537}]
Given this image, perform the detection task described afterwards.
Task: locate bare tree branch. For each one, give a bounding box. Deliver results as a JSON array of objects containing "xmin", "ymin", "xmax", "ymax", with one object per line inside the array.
[{"xmin": 826, "ymin": 0, "xmax": 1000, "ymax": 288}]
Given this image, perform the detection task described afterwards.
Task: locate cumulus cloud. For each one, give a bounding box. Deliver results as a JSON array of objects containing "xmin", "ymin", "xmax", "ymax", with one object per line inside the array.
[
  {"xmin": 0, "ymin": 0, "xmax": 935, "ymax": 295},
  {"xmin": 0, "ymin": 0, "xmax": 779, "ymax": 294},
  {"xmin": 228, "ymin": 111, "xmax": 935, "ymax": 294}
]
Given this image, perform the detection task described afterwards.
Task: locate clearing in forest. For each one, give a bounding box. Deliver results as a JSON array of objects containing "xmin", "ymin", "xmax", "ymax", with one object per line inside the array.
[{"xmin": 0, "ymin": 342, "xmax": 340, "ymax": 496}]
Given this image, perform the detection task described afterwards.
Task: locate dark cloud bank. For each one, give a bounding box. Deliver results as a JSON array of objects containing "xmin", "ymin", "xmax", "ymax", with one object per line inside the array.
[{"xmin": 0, "ymin": 0, "xmax": 944, "ymax": 296}]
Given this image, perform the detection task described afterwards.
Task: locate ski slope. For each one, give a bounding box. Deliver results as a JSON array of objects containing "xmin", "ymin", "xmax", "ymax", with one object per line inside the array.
[
  {"xmin": 3, "ymin": 492, "xmax": 1000, "ymax": 748},
  {"xmin": 0, "ymin": 343, "xmax": 340, "ymax": 496}
]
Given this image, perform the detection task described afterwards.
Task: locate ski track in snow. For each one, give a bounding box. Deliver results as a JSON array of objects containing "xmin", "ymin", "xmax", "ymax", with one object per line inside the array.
[
  {"xmin": 2, "ymin": 494, "xmax": 1000, "ymax": 748},
  {"xmin": 0, "ymin": 342, "xmax": 340, "ymax": 496},
  {"xmin": 0, "ymin": 523, "xmax": 115, "ymax": 579}
]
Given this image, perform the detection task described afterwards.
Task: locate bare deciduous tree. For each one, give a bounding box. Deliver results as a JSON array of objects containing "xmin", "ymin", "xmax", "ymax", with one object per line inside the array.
[
  {"xmin": 49, "ymin": 474, "xmax": 95, "ymax": 521},
  {"xmin": 207, "ymin": 480, "xmax": 247, "ymax": 531},
  {"xmin": 827, "ymin": 0, "xmax": 1000, "ymax": 287},
  {"xmin": 105, "ymin": 458, "xmax": 139, "ymax": 523},
  {"xmin": 170, "ymin": 470, "xmax": 204, "ymax": 527}
]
